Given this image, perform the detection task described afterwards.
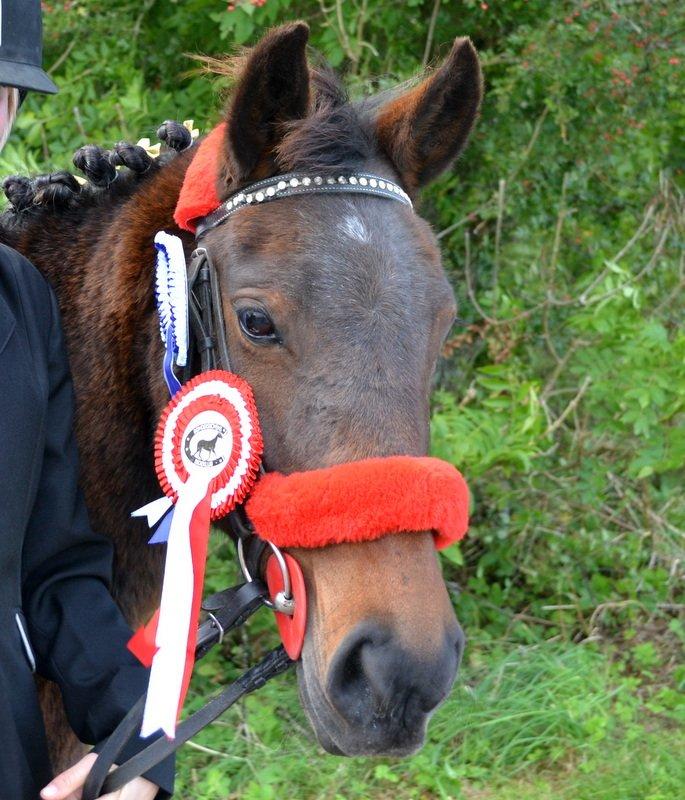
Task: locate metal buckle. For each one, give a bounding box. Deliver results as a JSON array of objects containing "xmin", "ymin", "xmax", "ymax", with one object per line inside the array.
[
  {"xmin": 237, "ymin": 537, "xmax": 295, "ymax": 615},
  {"xmin": 206, "ymin": 612, "xmax": 225, "ymax": 644}
]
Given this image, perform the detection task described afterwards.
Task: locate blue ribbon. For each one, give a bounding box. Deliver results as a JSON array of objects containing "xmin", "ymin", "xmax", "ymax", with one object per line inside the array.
[
  {"xmin": 163, "ymin": 326, "xmax": 182, "ymax": 397},
  {"xmin": 148, "ymin": 506, "xmax": 174, "ymax": 544}
]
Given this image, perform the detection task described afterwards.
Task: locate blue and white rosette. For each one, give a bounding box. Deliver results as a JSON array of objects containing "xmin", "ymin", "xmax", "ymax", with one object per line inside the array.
[{"xmin": 154, "ymin": 231, "xmax": 189, "ymax": 397}]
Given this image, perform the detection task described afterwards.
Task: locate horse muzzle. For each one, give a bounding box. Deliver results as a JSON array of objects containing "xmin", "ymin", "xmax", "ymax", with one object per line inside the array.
[
  {"xmin": 242, "ymin": 451, "xmax": 470, "ymax": 756},
  {"xmin": 295, "ymin": 588, "xmax": 464, "ymax": 757},
  {"xmin": 246, "ymin": 454, "xmax": 469, "ymax": 681}
]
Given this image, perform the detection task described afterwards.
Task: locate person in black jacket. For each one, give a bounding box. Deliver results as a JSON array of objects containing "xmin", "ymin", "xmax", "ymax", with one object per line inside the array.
[{"xmin": 0, "ymin": 2, "xmax": 174, "ymax": 798}]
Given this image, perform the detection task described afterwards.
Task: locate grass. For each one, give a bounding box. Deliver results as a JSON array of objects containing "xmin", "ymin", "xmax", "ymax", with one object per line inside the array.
[{"xmin": 174, "ymin": 572, "xmax": 685, "ymax": 800}]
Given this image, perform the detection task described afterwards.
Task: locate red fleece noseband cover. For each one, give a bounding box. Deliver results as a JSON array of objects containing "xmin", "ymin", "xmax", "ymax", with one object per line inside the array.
[{"xmin": 246, "ymin": 456, "xmax": 469, "ymax": 550}]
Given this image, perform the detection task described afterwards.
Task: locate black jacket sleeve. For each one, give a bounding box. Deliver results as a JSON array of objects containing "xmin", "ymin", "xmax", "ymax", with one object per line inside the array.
[{"xmin": 20, "ymin": 286, "xmax": 174, "ymax": 796}]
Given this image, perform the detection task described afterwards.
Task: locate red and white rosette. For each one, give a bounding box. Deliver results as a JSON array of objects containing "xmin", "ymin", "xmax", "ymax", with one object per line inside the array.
[{"xmin": 137, "ymin": 370, "xmax": 262, "ymax": 738}]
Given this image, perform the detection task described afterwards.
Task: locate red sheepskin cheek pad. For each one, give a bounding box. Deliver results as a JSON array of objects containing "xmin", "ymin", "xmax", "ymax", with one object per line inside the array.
[{"xmin": 245, "ymin": 456, "xmax": 469, "ymax": 550}]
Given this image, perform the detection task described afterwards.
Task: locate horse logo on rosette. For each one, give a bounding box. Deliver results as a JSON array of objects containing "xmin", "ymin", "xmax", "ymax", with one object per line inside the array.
[
  {"xmin": 195, "ymin": 431, "xmax": 221, "ymax": 459},
  {"xmin": 183, "ymin": 418, "xmax": 229, "ymax": 469}
]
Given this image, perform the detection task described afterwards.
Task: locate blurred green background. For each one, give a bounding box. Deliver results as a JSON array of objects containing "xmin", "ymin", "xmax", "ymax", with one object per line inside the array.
[{"xmin": 4, "ymin": 1, "xmax": 683, "ymax": 797}]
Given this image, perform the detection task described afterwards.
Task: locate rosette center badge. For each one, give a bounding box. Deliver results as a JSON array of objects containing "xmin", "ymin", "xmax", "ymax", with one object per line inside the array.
[{"xmin": 183, "ymin": 415, "xmax": 230, "ymax": 471}]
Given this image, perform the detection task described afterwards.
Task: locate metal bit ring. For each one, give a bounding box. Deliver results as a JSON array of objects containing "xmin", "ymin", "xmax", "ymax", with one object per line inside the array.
[{"xmin": 236, "ymin": 538, "xmax": 294, "ymax": 615}]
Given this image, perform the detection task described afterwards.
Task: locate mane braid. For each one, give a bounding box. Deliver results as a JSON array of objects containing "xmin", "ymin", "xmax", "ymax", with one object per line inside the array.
[{"xmin": 0, "ymin": 153, "xmax": 176, "ymax": 245}]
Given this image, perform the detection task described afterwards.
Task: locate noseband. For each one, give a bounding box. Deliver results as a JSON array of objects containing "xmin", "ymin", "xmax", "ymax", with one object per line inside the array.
[{"xmin": 83, "ymin": 132, "xmax": 466, "ymax": 798}]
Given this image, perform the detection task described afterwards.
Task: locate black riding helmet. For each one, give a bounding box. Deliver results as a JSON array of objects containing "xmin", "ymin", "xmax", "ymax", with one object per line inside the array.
[{"xmin": 0, "ymin": 0, "xmax": 57, "ymax": 95}]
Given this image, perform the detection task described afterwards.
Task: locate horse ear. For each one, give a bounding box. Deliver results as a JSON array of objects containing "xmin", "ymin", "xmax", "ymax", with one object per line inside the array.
[
  {"xmin": 375, "ymin": 37, "xmax": 483, "ymax": 194},
  {"xmin": 221, "ymin": 22, "xmax": 310, "ymax": 188}
]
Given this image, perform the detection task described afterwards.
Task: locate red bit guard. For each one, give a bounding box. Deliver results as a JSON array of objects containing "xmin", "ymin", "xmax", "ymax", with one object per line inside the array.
[{"xmin": 266, "ymin": 553, "xmax": 307, "ymax": 660}]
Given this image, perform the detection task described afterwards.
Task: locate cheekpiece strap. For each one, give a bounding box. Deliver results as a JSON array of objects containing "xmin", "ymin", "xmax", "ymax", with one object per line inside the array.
[{"xmin": 196, "ymin": 172, "xmax": 412, "ymax": 238}]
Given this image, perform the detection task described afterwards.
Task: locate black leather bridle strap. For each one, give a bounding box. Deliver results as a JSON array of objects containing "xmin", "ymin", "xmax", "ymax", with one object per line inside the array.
[
  {"xmin": 92, "ymin": 647, "xmax": 292, "ymax": 796},
  {"xmin": 195, "ymin": 171, "xmax": 412, "ymax": 239},
  {"xmin": 185, "ymin": 247, "xmax": 231, "ymax": 374},
  {"xmin": 81, "ymin": 581, "xmax": 285, "ymax": 800}
]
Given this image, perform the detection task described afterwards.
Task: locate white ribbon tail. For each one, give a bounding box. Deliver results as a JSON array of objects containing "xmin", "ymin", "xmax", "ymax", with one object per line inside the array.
[
  {"xmin": 131, "ymin": 496, "xmax": 173, "ymax": 528},
  {"xmin": 140, "ymin": 476, "xmax": 208, "ymax": 738}
]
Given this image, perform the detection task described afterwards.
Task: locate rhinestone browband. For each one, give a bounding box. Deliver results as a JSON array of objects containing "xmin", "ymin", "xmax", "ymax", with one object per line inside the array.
[{"xmin": 195, "ymin": 172, "xmax": 413, "ymax": 238}]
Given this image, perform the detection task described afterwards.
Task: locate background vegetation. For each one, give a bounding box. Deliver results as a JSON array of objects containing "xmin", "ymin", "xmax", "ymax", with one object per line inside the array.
[{"xmin": 4, "ymin": 0, "xmax": 683, "ymax": 797}]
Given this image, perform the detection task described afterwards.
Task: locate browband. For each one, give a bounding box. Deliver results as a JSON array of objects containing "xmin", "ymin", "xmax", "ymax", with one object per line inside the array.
[
  {"xmin": 173, "ymin": 123, "xmax": 413, "ymax": 236},
  {"xmin": 196, "ymin": 171, "xmax": 412, "ymax": 238}
]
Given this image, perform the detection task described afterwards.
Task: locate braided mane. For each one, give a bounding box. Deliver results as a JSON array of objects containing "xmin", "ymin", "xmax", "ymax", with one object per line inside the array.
[
  {"xmin": 0, "ymin": 62, "xmax": 381, "ymax": 252},
  {"xmin": 0, "ymin": 122, "xmax": 191, "ymax": 249}
]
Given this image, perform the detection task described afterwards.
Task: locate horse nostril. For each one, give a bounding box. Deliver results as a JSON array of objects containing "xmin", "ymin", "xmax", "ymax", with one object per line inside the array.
[
  {"xmin": 326, "ymin": 627, "xmax": 384, "ymax": 723},
  {"xmin": 326, "ymin": 622, "xmax": 460, "ymax": 727}
]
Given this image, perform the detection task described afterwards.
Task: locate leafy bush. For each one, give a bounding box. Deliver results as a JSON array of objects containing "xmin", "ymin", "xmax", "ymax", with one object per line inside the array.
[{"xmin": 3, "ymin": 0, "xmax": 683, "ymax": 796}]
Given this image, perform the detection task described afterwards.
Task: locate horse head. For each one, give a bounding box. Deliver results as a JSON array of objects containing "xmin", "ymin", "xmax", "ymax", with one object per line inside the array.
[{"xmin": 195, "ymin": 23, "xmax": 482, "ymax": 756}]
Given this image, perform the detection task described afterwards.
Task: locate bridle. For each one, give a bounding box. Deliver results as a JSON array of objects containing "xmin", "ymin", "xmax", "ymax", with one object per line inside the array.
[
  {"xmin": 185, "ymin": 169, "xmax": 412, "ymax": 586},
  {"xmin": 187, "ymin": 170, "xmax": 412, "ymax": 582},
  {"xmin": 183, "ymin": 245, "xmax": 268, "ymax": 581},
  {"xmin": 82, "ymin": 169, "xmax": 413, "ymax": 799}
]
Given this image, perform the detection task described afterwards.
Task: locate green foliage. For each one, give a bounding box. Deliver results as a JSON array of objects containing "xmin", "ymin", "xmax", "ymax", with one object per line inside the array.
[
  {"xmin": 3, "ymin": 0, "xmax": 683, "ymax": 796},
  {"xmin": 183, "ymin": 545, "xmax": 685, "ymax": 798}
]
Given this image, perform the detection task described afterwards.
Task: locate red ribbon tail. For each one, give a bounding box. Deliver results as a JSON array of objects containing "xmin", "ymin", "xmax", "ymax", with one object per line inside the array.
[
  {"xmin": 176, "ymin": 487, "xmax": 213, "ymax": 722},
  {"xmin": 128, "ymin": 609, "xmax": 160, "ymax": 668}
]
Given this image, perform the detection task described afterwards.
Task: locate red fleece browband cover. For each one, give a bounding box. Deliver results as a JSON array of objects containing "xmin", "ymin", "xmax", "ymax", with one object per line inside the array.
[
  {"xmin": 245, "ymin": 456, "xmax": 469, "ymax": 550},
  {"xmin": 174, "ymin": 123, "xmax": 227, "ymax": 233}
]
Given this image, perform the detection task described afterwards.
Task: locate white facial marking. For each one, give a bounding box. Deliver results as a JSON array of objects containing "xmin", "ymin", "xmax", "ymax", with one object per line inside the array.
[{"xmin": 339, "ymin": 214, "xmax": 369, "ymax": 243}]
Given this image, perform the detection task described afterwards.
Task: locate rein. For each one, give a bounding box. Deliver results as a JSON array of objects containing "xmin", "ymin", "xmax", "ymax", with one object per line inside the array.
[
  {"xmin": 83, "ymin": 582, "xmax": 290, "ymax": 798},
  {"xmin": 82, "ymin": 165, "xmax": 420, "ymax": 799}
]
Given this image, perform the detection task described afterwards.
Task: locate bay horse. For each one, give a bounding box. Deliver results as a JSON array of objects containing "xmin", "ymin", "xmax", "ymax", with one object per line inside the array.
[{"xmin": 1, "ymin": 23, "xmax": 482, "ymax": 772}]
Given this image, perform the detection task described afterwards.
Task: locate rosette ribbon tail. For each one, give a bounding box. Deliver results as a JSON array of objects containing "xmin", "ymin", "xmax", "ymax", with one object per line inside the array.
[
  {"xmin": 131, "ymin": 496, "xmax": 173, "ymax": 527},
  {"xmin": 139, "ymin": 475, "xmax": 213, "ymax": 739}
]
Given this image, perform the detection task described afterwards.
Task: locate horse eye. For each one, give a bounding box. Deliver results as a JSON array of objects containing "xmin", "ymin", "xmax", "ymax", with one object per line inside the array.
[{"xmin": 238, "ymin": 307, "xmax": 279, "ymax": 342}]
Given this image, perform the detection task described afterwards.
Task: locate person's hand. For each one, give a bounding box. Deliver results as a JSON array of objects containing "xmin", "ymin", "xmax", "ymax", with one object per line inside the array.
[{"xmin": 40, "ymin": 752, "xmax": 158, "ymax": 800}]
